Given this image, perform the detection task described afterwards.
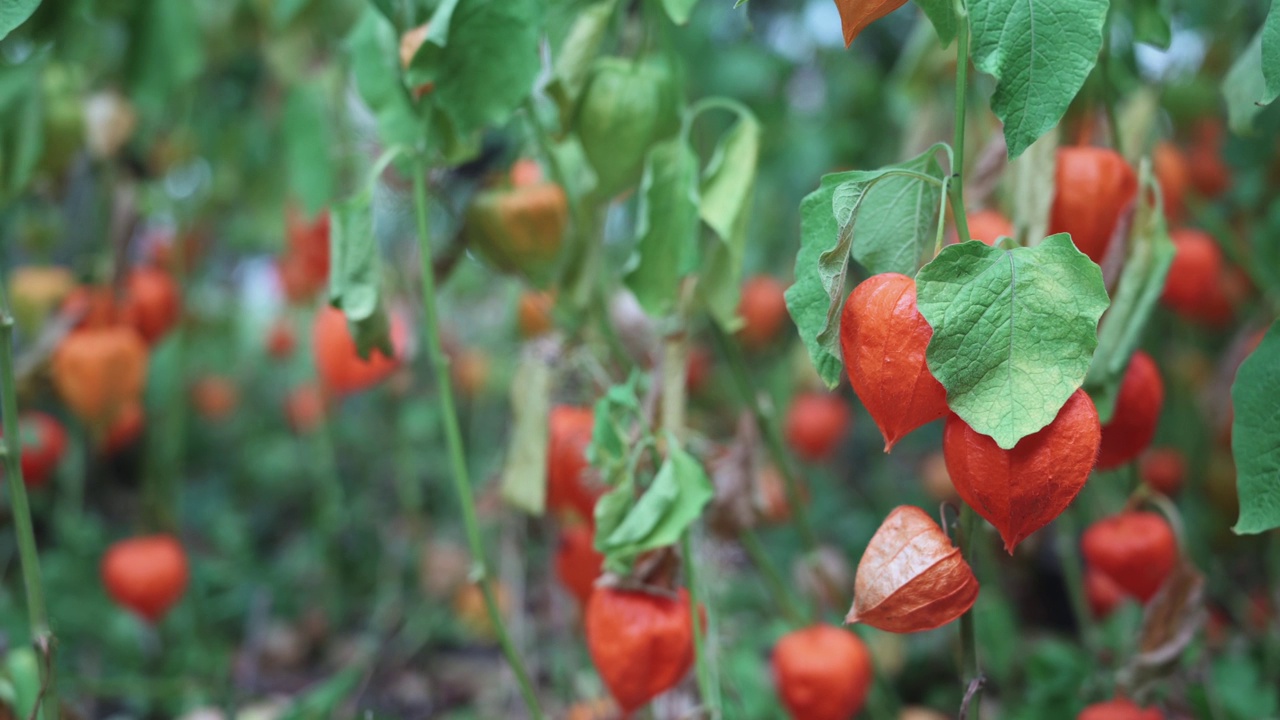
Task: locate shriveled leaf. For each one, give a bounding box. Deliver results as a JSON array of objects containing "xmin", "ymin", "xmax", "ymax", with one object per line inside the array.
[
  {"xmin": 786, "ymin": 147, "xmax": 946, "ymax": 389},
  {"xmin": 1232, "ymin": 321, "xmax": 1280, "ymax": 534},
  {"xmin": 500, "ymin": 345, "xmax": 555, "ymax": 514},
  {"xmin": 847, "ymin": 505, "xmax": 979, "ymax": 633},
  {"xmin": 698, "ymin": 105, "xmax": 762, "ymax": 332},
  {"xmin": 916, "ymin": 235, "xmax": 1110, "ymax": 449},
  {"xmin": 626, "ymin": 139, "xmax": 700, "ymax": 317},
  {"xmin": 1135, "ymin": 559, "xmax": 1205, "ymax": 663},
  {"xmin": 970, "ymin": 0, "xmax": 1109, "ymax": 159},
  {"xmin": 1223, "ymin": 29, "xmax": 1275, "ymax": 136},
  {"xmin": 833, "ymin": 0, "xmax": 908, "ymax": 47},
  {"xmin": 1085, "ymin": 170, "xmax": 1175, "ymax": 423},
  {"xmin": 328, "ymin": 193, "xmax": 393, "ymax": 360},
  {"xmin": 0, "ymin": 0, "xmax": 40, "ymax": 40},
  {"xmin": 706, "ymin": 412, "xmax": 764, "ymax": 537},
  {"xmin": 283, "ymin": 81, "xmax": 335, "ymax": 216},
  {"xmin": 598, "ymin": 443, "xmax": 714, "ymax": 574}
]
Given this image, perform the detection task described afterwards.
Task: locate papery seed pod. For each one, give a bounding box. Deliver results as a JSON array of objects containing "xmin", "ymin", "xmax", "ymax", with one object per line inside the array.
[
  {"xmin": 1076, "ymin": 698, "xmax": 1163, "ymax": 720},
  {"xmin": 839, "ymin": 274, "xmax": 948, "ymax": 452},
  {"xmin": 846, "ymin": 506, "xmax": 978, "ymax": 633},
  {"xmin": 1097, "ymin": 352, "xmax": 1163, "ymax": 470},
  {"xmin": 586, "ymin": 588, "xmax": 696, "ymax": 713},
  {"xmin": 943, "ymin": 389, "xmax": 1100, "ymax": 552},
  {"xmin": 834, "ymin": 0, "xmax": 909, "ymax": 46},
  {"xmin": 772, "ymin": 625, "xmax": 873, "ymax": 720},
  {"xmin": 1049, "ymin": 147, "xmax": 1138, "ymax": 264},
  {"xmin": 1081, "ymin": 511, "xmax": 1177, "ymax": 603}
]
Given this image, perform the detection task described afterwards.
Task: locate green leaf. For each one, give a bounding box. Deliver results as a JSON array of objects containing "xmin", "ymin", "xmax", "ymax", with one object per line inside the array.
[
  {"xmin": 1231, "ymin": 321, "xmax": 1280, "ymax": 534},
  {"xmin": 626, "ymin": 138, "xmax": 700, "ymax": 317},
  {"xmin": 279, "ymin": 667, "xmax": 364, "ymax": 720},
  {"xmin": 698, "ymin": 106, "xmax": 762, "ymax": 332},
  {"xmin": 403, "ymin": 0, "xmax": 463, "ymax": 82},
  {"xmin": 1265, "ymin": 1, "xmax": 1280, "ymax": 101},
  {"xmin": 598, "ymin": 443, "xmax": 713, "ymax": 572},
  {"xmin": 970, "ymin": 0, "xmax": 1108, "ymax": 159},
  {"xmin": 915, "ymin": 0, "xmax": 957, "ymax": 46},
  {"xmin": 128, "ymin": 0, "xmax": 206, "ymax": 114},
  {"xmin": 916, "ymin": 235, "xmax": 1110, "ymax": 449},
  {"xmin": 785, "ymin": 148, "xmax": 946, "ymax": 389},
  {"xmin": 587, "ymin": 374, "xmax": 644, "ymax": 484},
  {"xmin": 3, "ymin": 647, "xmax": 41, "ymax": 720},
  {"xmin": 547, "ymin": 0, "xmax": 618, "ymax": 117},
  {"xmin": 328, "ymin": 193, "xmax": 393, "ymax": 360},
  {"xmin": 1084, "ymin": 171, "xmax": 1175, "ymax": 422},
  {"xmin": 1223, "ymin": 28, "xmax": 1276, "ymax": 136},
  {"xmin": 0, "ymin": 74, "xmax": 42, "ymax": 201},
  {"xmin": 346, "ymin": 7, "xmax": 423, "ymax": 148},
  {"xmin": 271, "ymin": 0, "xmax": 312, "ymax": 28},
  {"xmin": 0, "ymin": 0, "xmax": 39, "ymax": 41},
  {"xmin": 661, "ymin": 0, "xmax": 699, "ymax": 25},
  {"xmin": 283, "ymin": 81, "xmax": 335, "ymax": 216},
  {"xmin": 417, "ymin": 0, "xmax": 544, "ymax": 136},
  {"xmin": 500, "ymin": 350, "xmax": 552, "ymax": 514},
  {"xmin": 1132, "ymin": 0, "xmax": 1172, "ymax": 49}
]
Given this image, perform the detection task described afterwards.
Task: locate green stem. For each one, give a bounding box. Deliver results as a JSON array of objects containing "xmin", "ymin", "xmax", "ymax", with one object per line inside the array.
[
  {"xmin": 708, "ymin": 324, "xmax": 820, "ymax": 553},
  {"xmin": 410, "ymin": 160, "xmax": 544, "ymax": 719},
  {"xmin": 0, "ymin": 272, "xmax": 59, "ymax": 720},
  {"xmin": 957, "ymin": 503, "xmax": 982, "ymax": 718},
  {"xmin": 949, "ymin": 1, "xmax": 972, "ymax": 245},
  {"xmin": 1056, "ymin": 505, "xmax": 1098, "ymax": 656},
  {"xmin": 739, "ymin": 529, "xmax": 806, "ymax": 627},
  {"xmin": 1100, "ymin": 17, "xmax": 1123, "ymax": 157},
  {"xmin": 681, "ymin": 531, "xmax": 721, "ymax": 718}
]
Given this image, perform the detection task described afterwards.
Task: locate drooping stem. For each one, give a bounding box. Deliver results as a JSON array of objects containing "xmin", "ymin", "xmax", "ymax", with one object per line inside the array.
[
  {"xmin": 410, "ymin": 160, "xmax": 544, "ymax": 719},
  {"xmin": 708, "ymin": 324, "xmax": 820, "ymax": 553},
  {"xmin": 739, "ymin": 529, "xmax": 806, "ymax": 627},
  {"xmin": 1056, "ymin": 505, "xmax": 1098, "ymax": 655},
  {"xmin": 949, "ymin": 0, "xmax": 973, "ymax": 245},
  {"xmin": 0, "ymin": 271, "xmax": 60, "ymax": 720},
  {"xmin": 956, "ymin": 503, "xmax": 983, "ymax": 718}
]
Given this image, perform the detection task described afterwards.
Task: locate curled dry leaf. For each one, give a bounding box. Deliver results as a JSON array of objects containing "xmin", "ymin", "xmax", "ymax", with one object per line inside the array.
[
  {"xmin": 944, "ymin": 389, "xmax": 1101, "ymax": 553},
  {"xmin": 793, "ymin": 545, "xmax": 853, "ymax": 614},
  {"xmin": 1124, "ymin": 558, "xmax": 1205, "ymax": 692},
  {"xmin": 840, "ymin": 273, "xmax": 948, "ymax": 452},
  {"xmin": 707, "ymin": 412, "xmax": 766, "ymax": 537},
  {"xmin": 846, "ymin": 506, "xmax": 979, "ymax": 633}
]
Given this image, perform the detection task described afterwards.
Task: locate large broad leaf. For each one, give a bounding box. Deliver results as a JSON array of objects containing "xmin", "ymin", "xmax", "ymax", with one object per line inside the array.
[
  {"xmin": 698, "ymin": 106, "xmax": 762, "ymax": 332},
  {"xmin": 328, "ymin": 193, "xmax": 393, "ymax": 360},
  {"xmin": 626, "ymin": 138, "xmax": 700, "ymax": 317},
  {"xmin": 970, "ymin": 0, "xmax": 1109, "ymax": 159},
  {"xmin": 0, "ymin": 0, "xmax": 39, "ymax": 41},
  {"xmin": 915, "ymin": 0, "xmax": 957, "ymax": 46},
  {"xmin": 1224, "ymin": 28, "xmax": 1278, "ymax": 135},
  {"xmin": 346, "ymin": 7, "xmax": 423, "ymax": 148},
  {"xmin": 1132, "ymin": 0, "xmax": 1172, "ymax": 49},
  {"xmin": 1231, "ymin": 322, "xmax": 1280, "ymax": 534},
  {"xmin": 283, "ymin": 81, "xmax": 335, "ymax": 216},
  {"xmin": 128, "ymin": 0, "xmax": 205, "ymax": 114},
  {"xmin": 916, "ymin": 235, "xmax": 1110, "ymax": 449},
  {"xmin": 412, "ymin": 0, "xmax": 544, "ymax": 136},
  {"xmin": 1084, "ymin": 173, "xmax": 1175, "ymax": 422},
  {"xmin": 1265, "ymin": 1, "xmax": 1280, "ymax": 101},
  {"xmin": 597, "ymin": 442, "xmax": 714, "ymax": 574},
  {"xmin": 785, "ymin": 147, "xmax": 946, "ymax": 389},
  {"xmin": 500, "ymin": 349, "xmax": 552, "ymax": 514}
]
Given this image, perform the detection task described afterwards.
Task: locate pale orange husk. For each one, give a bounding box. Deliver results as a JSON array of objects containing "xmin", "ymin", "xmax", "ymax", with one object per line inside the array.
[{"xmin": 846, "ymin": 505, "xmax": 978, "ymax": 633}]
